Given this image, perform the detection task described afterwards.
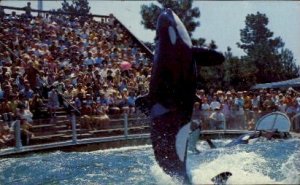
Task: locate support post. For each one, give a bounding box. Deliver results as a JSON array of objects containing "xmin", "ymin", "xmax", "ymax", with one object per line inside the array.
[
  {"xmin": 124, "ymin": 113, "xmax": 128, "ymax": 138},
  {"xmin": 15, "ymin": 120, "xmax": 22, "ymax": 150},
  {"xmin": 71, "ymin": 112, "xmax": 77, "ymax": 144}
]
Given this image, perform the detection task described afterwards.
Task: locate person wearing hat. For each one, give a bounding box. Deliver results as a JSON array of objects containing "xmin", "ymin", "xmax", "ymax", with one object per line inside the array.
[
  {"xmin": 209, "ymin": 105, "xmax": 226, "ymax": 130},
  {"xmin": 233, "ymin": 91, "xmax": 245, "ymax": 129}
]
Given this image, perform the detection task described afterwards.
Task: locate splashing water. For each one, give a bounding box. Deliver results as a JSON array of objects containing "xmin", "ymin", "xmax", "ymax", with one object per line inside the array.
[
  {"xmin": 188, "ymin": 139, "xmax": 300, "ymax": 184},
  {"xmin": 0, "ymin": 139, "xmax": 299, "ymax": 185}
]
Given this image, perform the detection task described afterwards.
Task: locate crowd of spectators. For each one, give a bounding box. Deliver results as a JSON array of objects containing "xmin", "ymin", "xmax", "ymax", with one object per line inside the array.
[
  {"xmin": 0, "ymin": 7, "xmax": 151, "ymax": 148},
  {"xmin": 192, "ymin": 88, "xmax": 300, "ymax": 131},
  {"xmin": 0, "ymin": 9, "xmax": 152, "ymax": 112}
]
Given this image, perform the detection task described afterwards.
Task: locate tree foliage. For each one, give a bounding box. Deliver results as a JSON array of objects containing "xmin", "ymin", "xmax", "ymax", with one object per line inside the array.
[
  {"xmin": 57, "ymin": 0, "xmax": 91, "ymax": 21},
  {"xmin": 197, "ymin": 40, "xmax": 226, "ymax": 90},
  {"xmin": 237, "ymin": 12, "xmax": 299, "ymax": 84},
  {"xmin": 223, "ymin": 47, "xmax": 257, "ymax": 90},
  {"xmin": 140, "ymin": 0, "xmax": 200, "ymax": 36}
]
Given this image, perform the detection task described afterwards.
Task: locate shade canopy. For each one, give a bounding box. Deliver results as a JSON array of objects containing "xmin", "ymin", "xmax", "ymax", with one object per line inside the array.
[{"xmin": 251, "ymin": 77, "xmax": 300, "ymax": 89}]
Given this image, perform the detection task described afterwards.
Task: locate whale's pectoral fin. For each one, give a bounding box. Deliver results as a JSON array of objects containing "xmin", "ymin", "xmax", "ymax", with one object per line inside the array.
[
  {"xmin": 192, "ymin": 47, "xmax": 225, "ymax": 66},
  {"xmin": 135, "ymin": 94, "xmax": 152, "ymax": 116},
  {"xmin": 176, "ymin": 122, "xmax": 192, "ymax": 163},
  {"xmin": 176, "ymin": 120, "xmax": 201, "ymax": 165},
  {"xmin": 211, "ymin": 171, "xmax": 232, "ymax": 185}
]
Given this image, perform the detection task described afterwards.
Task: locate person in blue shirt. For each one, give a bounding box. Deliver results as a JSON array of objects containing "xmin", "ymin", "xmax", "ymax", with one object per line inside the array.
[
  {"xmin": 0, "ymin": 86, "xmax": 4, "ymax": 101},
  {"xmin": 20, "ymin": 83, "xmax": 34, "ymax": 100},
  {"xmin": 84, "ymin": 52, "xmax": 95, "ymax": 66},
  {"xmin": 127, "ymin": 91, "xmax": 136, "ymax": 114}
]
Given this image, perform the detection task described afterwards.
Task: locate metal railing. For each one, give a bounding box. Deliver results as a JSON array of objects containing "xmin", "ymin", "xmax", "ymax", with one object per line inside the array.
[
  {"xmin": 1, "ymin": 108, "xmax": 299, "ymax": 153},
  {"xmin": 0, "ymin": 5, "xmax": 110, "ymax": 19},
  {"xmin": 0, "ymin": 112, "xmax": 150, "ymax": 152}
]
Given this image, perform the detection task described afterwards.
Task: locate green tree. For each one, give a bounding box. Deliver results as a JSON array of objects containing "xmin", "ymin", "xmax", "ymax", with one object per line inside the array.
[
  {"xmin": 140, "ymin": 0, "xmax": 200, "ymax": 36},
  {"xmin": 192, "ymin": 38, "xmax": 206, "ymax": 47},
  {"xmin": 143, "ymin": 41, "xmax": 155, "ymax": 52},
  {"xmin": 237, "ymin": 12, "xmax": 299, "ymax": 84},
  {"xmin": 197, "ymin": 40, "xmax": 225, "ymax": 90},
  {"xmin": 223, "ymin": 47, "xmax": 257, "ymax": 90},
  {"xmin": 57, "ymin": 0, "xmax": 91, "ymax": 22}
]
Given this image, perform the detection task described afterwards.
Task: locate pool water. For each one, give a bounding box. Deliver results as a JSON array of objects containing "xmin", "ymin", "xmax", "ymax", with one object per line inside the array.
[{"xmin": 0, "ymin": 139, "xmax": 299, "ymax": 185}]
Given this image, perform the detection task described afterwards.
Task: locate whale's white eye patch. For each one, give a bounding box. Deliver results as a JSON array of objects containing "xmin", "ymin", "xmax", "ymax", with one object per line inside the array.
[
  {"xmin": 168, "ymin": 26, "xmax": 177, "ymax": 45},
  {"xmin": 172, "ymin": 11, "xmax": 192, "ymax": 47}
]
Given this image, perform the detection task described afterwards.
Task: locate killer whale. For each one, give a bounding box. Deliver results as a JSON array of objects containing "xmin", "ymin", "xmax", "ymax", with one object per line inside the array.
[{"xmin": 136, "ymin": 9, "xmax": 224, "ymax": 183}]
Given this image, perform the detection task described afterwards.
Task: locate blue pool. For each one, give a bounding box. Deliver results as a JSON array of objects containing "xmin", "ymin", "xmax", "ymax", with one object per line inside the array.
[{"xmin": 1, "ymin": 139, "xmax": 299, "ymax": 185}]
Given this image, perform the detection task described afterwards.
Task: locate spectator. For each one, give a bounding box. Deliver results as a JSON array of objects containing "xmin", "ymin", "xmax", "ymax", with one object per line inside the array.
[
  {"xmin": 16, "ymin": 102, "xmax": 34, "ymax": 146},
  {"xmin": 233, "ymin": 92, "xmax": 245, "ymax": 129},
  {"xmin": 210, "ymin": 95, "xmax": 221, "ymax": 111},
  {"xmin": 209, "ymin": 106, "xmax": 226, "ymax": 130},
  {"xmin": 20, "ymin": 82, "xmax": 34, "ymax": 100},
  {"xmin": 200, "ymin": 98, "xmax": 211, "ymax": 130},
  {"xmin": 23, "ymin": 2, "xmax": 32, "ymax": 19},
  {"xmin": 29, "ymin": 94, "xmax": 44, "ymax": 119},
  {"xmin": 48, "ymin": 86, "xmax": 59, "ymax": 117}
]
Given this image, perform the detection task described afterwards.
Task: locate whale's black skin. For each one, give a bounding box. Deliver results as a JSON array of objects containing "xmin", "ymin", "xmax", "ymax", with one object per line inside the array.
[{"xmin": 136, "ymin": 9, "xmax": 224, "ymax": 183}]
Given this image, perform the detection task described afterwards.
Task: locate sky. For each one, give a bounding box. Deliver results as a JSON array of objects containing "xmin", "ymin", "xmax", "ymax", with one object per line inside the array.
[{"xmin": 1, "ymin": 0, "xmax": 300, "ymax": 65}]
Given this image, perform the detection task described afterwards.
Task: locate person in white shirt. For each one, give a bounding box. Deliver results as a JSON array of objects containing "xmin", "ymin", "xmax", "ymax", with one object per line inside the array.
[
  {"xmin": 209, "ymin": 106, "xmax": 226, "ymax": 130},
  {"xmin": 201, "ymin": 98, "xmax": 211, "ymax": 129},
  {"xmin": 83, "ymin": 52, "xmax": 95, "ymax": 66},
  {"xmin": 210, "ymin": 95, "xmax": 221, "ymax": 110}
]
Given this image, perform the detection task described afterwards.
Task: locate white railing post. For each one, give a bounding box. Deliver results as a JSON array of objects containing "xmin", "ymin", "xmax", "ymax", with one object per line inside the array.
[
  {"xmin": 124, "ymin": 113, "xmax": 128, "ymax": 138},
  {"xmin": 71, "ymin": 112, "xmax": 77, "ymax": 144},
  {"xmin": 15, "ymin": 120, "xmax": 22, "ymax": 150}
]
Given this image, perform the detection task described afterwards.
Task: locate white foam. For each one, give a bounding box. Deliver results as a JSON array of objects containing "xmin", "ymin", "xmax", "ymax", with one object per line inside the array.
[
  {"xmin": 189, "ymin": 151, "xmax": 278, "ymax": 184},
  {"xmin": 280, "ymin": 151, "xmax": 300, "ymax": 184},
  {"xmin": 150, "ymin": 163, "xmax": 180, "ymax": 185},
  {"xmin": 85, "ymin": 145, "xmax": 152, "ymax": 154}
]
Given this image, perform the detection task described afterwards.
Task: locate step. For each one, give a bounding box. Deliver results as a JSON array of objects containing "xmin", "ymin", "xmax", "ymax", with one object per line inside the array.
[
  {"xmin": 54, "ymin": 119, "xmax": 71, "ymax": 124},
  {"xmin": 54, "ymin": 115, "xmax": 68, "ymax": 119},
  {"xmin": 33, "ymin": 133, "xmax": 66, "ymax": 140},
  {"xmin": 29, "ymin": 134, "xmax": 69, "ymax": 145},
  {"xmin": 59, "ymin": 133, "xmax": 94, "ymax": 139},
  {"xmin": 54, "ymin": 125, "xmax": 68, "ymax": 129},
  {"xmin": 33, "ymin": 130, "xmax": 59, "ymax": 137},
  {"xmin": 56, "ymin": 129, "xmax": 89, "ymax": 134},
  {"xmin": 30, "ymin": 124, "xmax": 57, "ymax": 132},
  {"xmin": 89, "ymin": 128, "xmax": 124, "ymax": 137},
  {"xmin": 88, "ymin": 126, "xmax": 150, "ymax": 136}
]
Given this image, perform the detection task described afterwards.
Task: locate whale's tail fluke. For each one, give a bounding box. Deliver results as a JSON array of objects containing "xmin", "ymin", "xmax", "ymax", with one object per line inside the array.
[{"xmin": 211, "ymin": 171, "xmax": 232, "ymax": 185}]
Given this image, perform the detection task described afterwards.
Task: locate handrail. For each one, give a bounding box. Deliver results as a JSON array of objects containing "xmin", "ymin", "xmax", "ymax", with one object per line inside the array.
[
  {"xmin": 0, "ymin": 5, "xmax": 110, "ymax": 18},
  {"xmin": 56, "ymin": 90, "xmax": 81, "ymax": 115}
]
